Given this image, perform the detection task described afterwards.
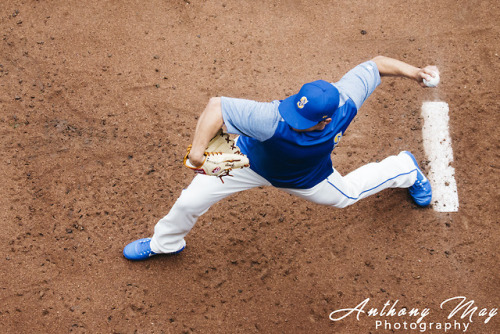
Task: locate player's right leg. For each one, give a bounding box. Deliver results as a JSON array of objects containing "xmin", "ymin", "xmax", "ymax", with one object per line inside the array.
[
  {"xmin": 282, "ymin": 151, "xmax": 431, "ymax": 209},
  {"xmin": 123, "ymin": 168, "xmax": 271, "ymax": 260}
]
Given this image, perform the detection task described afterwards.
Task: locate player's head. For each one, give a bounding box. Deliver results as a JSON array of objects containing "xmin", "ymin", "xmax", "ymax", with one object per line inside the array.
[{"xmin": 278, "ymin": 80, "xmax": 339, "ymax": 130}]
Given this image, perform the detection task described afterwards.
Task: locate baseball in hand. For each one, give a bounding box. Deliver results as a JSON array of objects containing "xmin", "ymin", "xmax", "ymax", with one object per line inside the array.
[{"xmin": 423, "ymin": 71, "xmax": 440, "ymax": 87}]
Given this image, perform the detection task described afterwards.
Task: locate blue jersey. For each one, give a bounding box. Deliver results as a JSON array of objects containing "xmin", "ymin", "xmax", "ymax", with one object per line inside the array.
[{"xmin": 221, "ymin": 61, "xmax": 381, "ymax": 189}]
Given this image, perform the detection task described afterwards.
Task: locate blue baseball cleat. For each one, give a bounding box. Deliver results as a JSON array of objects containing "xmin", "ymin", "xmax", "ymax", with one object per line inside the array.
[
  {"xmin": 123, "ymin": 238, "xmax": 184, "ymax": 261},
  {"xmin": 403, "ymin": 151, "xmax": 432, "ymax": 207}
]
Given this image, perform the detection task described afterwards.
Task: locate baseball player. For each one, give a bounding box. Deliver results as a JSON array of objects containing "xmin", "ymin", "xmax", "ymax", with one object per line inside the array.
[{"xmin": 123, "ymin": 55, "xmax": 437, "ymax": 260}]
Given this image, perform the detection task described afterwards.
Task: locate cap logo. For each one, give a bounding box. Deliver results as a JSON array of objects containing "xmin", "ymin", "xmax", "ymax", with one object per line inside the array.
[
  {"xmin": 334, "ymin": 132, "xmax": 343, "ymax": 145},
  {"xmin": 297, "ymin": 96, "xmax": 308, "ymax": 109}
]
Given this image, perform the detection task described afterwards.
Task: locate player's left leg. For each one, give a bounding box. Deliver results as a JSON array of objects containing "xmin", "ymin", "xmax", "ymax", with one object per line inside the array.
[
  {"xmin": 123, "ymin": 167, "xmax": 271, "ymax": 260},
  {"xmin": 282, "ymin": 151, "xmax": 427, "ymax": 208}
]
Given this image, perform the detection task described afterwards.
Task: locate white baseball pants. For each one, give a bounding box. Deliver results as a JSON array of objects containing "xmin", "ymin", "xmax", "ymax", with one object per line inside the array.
[{"xmin": 150, "ymin": 151, "xmax": 418, "ymax": 253}]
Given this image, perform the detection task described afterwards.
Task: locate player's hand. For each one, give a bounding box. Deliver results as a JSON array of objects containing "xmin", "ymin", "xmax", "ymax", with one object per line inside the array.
[
  {"xmin": 188, "ymin": 149, "xmax": 205, "ymax": 167},
  {"xmin": 417, "ymin": 65, "xmax": 439, "ymax": 87}
]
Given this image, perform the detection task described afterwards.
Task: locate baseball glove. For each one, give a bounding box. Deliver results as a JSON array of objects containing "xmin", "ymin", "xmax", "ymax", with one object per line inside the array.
[{"xmin": 183, "ymin": 130, "xmax": 249, "ymax": 181}]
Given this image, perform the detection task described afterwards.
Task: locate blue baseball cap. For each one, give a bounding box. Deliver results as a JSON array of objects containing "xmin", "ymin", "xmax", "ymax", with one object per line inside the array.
[{"xmin": 278, "ymin": 80, "xmax": 340, "ymax": 130}]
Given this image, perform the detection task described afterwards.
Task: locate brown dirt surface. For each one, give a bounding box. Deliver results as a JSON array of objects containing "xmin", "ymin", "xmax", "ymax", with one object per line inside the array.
[{"xmin": 1, "ymin": 1, "xmax": 499, "ymax": 333}]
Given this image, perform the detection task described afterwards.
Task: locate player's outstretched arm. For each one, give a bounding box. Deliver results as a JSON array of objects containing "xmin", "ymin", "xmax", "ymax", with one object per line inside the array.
[
  {"xmin": 372, "ymin": 55, "xmax": 438, "ymax": 87},
  {"xmin": 188, "ymin": 97, "xmax": 224, "ymax": 167}
]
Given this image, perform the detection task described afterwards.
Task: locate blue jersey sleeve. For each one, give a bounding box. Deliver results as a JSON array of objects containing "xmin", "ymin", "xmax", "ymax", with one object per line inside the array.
[
  {"xmin": 220, "ymin": 97, "xmax": 281, "ymax": 142},
  {"xmin": 333, "ymin": 60, "xmax": 381, "ymax": 110}
]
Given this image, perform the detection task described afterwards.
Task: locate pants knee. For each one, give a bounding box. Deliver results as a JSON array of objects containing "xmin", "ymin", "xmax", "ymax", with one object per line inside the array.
[
  {"xmin": 330, "ymin": 200, "xmax": 352, "ymax": 209},
  {"xmin": 173, "ymin": 190, "xmax": 212, "ymax": 218},
  {"xmin": 174, "ymin": 194, "xmax": 197, "ymax": 215},
  {"xmin": 307, "ymin": 195, "xmax": 352, "ymax": 209}
]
